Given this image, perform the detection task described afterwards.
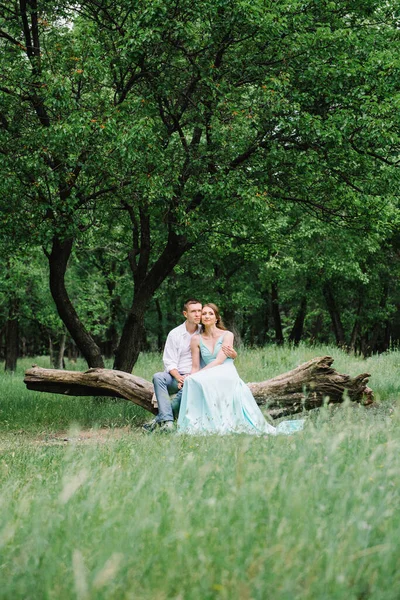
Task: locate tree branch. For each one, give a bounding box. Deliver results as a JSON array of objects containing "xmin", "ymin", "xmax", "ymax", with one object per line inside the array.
[
  {"xmin": 115, "ymin": 58, "xmax": 147, "ymax": 105},
  {"xmin": 121, "ymin": 200, "xmax": 139, "ymax": 276},
  {"xmin": 0, "ymin": 27, "xmax": 25, "ymax": 49},
  {"xmin": 350, "ymin": 142, "xmax": 400, "ymax": 166},
  {"xmin": 19, "ymin": 0, "xmax": 34, "ymax": 58},
  {"xmin": 136, "ymin": 205, "xmax": 151, "ymax": 284}
]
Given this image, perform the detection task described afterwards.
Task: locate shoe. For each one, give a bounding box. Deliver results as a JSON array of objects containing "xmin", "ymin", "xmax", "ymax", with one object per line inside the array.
[
  {"xmin": 159, "ymin": 421, "xmax": 174, "ymax": 433},
  {"xmin": 142, "ymin": 419, "xmax": 158, "ymax": 433}
]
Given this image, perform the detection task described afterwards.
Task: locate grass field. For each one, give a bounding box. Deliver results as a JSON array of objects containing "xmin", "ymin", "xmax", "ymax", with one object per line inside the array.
[{"xmin": 1, "ymin": 346, "xmax": 399, "ymax": 599}]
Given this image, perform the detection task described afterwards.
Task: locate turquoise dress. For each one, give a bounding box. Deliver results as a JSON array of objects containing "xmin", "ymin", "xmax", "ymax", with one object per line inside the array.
[{"xmin": 177, "ymin": 335, "xmax": 304, "ymax": 435}]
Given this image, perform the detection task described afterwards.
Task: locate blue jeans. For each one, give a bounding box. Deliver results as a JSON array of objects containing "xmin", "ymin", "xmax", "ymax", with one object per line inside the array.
[{"xmin": 153, "ymin": 372, "xmax": 183, "ymax": 423}]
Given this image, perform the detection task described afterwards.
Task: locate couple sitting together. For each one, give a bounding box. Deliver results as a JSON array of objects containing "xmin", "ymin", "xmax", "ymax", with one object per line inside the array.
[{"xmin": 144, "ymin": 299, "xmax": 304, "ymax": 435}]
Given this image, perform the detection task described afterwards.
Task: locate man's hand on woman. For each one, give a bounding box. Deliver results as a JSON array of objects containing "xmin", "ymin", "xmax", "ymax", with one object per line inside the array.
[
  {"xmin": 222, "ymin": 344, "xmax": 237, "ymax": 359},
  {"xmin": 176, "ymin": 374, "xmax": 188, "ymax": 389}
]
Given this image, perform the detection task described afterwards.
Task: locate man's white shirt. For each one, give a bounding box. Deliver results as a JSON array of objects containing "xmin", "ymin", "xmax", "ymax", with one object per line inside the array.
[{"xmin": 163, "ymin": 322, "xmax": 201, "ymax": 375}]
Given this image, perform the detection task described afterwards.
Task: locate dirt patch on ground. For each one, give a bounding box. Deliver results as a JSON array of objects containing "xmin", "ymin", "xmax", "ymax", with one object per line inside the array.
[{"xmin": 37, "ymin": 426, "xmax": 135, "ymax": 446}]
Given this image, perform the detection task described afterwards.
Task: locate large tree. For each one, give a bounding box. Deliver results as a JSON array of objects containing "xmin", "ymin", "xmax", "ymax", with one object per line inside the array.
[{"xmin": 1, "ymin": 0, "xmax": 399, "ymax": 370}]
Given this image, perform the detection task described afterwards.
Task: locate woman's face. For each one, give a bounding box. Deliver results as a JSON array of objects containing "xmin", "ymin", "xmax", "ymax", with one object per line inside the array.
[{"xmin": 202, "ymin": 306, "xmax": 217, "ymax": 326}]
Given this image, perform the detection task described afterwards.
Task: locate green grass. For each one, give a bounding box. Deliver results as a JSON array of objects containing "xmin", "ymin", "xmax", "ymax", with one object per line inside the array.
[
  {"xmin": 0, "ymin": 353, "xmax": 162, "ymax": 433},
  {"xmin": 0, "ymin": 346, "xmax": 400, "ymax": 599}
]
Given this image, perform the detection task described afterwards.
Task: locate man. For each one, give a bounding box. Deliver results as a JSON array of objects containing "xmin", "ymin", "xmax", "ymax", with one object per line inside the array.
[{"xmin": 143, "ymin": 298, "xmax": 236, "ymax": 432}]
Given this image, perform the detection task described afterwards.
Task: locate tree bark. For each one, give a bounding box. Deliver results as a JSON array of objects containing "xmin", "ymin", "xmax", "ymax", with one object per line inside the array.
[
  {"xmin": 247, "ymin": 356, "xmax": 373, "ymax": 417},
  {"xmin": 113, "ymin": 305, "xmax": 146, "ymax": 373},
  {"xmin": 48, "ymin": 335, "xmax": 54, "ymax": 366},
  {"xmin": 54, "ymin": 332, "xmax": 67, "ymax": 370},
  {"xmin": 368, "ymin": 282, "xmax": 389, "ymax": 354},
  {"xmin": 113, "ymin": 230, "xmax": 192, "ymax": 372},
  {"xmin": 271, "ymin": 281, "xmax": 284, "ymax": 345},
  {"xmin": 67, "ymin": 341, "xmax": 78, "ymax": 363},
  {"xmin": 349, "ymin": 296, "xmax": 363, "ymax": 353},
  {"xmin": 155, "ymin": 298, "xmax": 164, "ymax": 351},
  {"xmin": 21, "ymin": 336, "xmax": 27, "ymax": 357},
  {"xmin": 288, "ymin": 296, "xmax": 307, "ymax": 345},
  {"xmin": 289, "ymin": 279, "xmax": 311, "ymax": 345},
  {"xmin": 259, "ymin": 300, "xmax": 269, "ymax": 346},
  {"xmin": 5, "ymin": 304, "xmax": 19, "ymax": 372},
  {"xmin": 24, "ymin": 356, "xmax": 374, "ymax": 419},
  {"xmin": 309, "ymin": 312, "xmax": 323, "ymax": 343},
  {"xmin": 102, "ymin": 260, "xmax": 122, "ymax": 358},
  {"xmin": 25, "ymin": 366, "xmax": 156, "ymax": 413},
  {"xmin": 323, "ymin": 282, "xmax": 346, "ymax": 346},
  {"xmin": 0, "ymin": 323, "xmax": 5, "ymax": 360},
  {"xmin": 48, "ymin": 237, "xmax": 105, "ymax": 368}
]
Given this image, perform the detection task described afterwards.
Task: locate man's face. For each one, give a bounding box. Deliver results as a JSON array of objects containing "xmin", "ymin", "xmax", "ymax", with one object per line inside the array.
[{"xmin": 183, "ymin": 303, "xmax": 202, "ymax": 325}]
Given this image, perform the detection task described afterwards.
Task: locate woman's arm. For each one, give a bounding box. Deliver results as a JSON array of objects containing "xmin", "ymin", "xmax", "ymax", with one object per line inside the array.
[
  {"xmin": 202, "ymin": 332, "xmax": 234, "ymax": 371},
  {"xmin": 190, "ymin": 335, "xmax": 201, "ymax": 374}
]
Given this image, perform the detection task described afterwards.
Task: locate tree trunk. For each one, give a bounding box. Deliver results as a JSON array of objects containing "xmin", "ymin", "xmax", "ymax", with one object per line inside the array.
[
  {"xmin": 103, "ymin": 264, "xmax": 121, "ymax": 358},
  {"xmin": 114, "ymin": 231, "xmax": 192, "ymax": 372},
  {"xmin": 368, "ymin": 282, "xmax": 389, "ymax": 354},
  {"xmin": 309, "ymin": 312, "xmax": 323, "ymax": 343},
  {"xmin": 5, "ymin": 304, "xmax": 19, "ymax": 372},
  {"xmin": 288, "ymin": 296, "xmax": 307, "ymax": 345},
  {"xmin": 323, "ymin": 282, "xmax": 346, "ymax": 346},
  {"xmin": 113, "ymin": 305, "xmax": 146, "ymax": 372},
  {"xmin": 349, "ymin": 297, "xmax": 363, "ymax": 354},
  {"xmin": 48, "ymin": 237, "xmax": 105, "ymax": 368},
  {"xmin": 155, "ymin": 298, "xmax": 164, "ymax": 351},
  {"xmin": 68, "ymin": 341, "xmax": 78, "ymax": 363},
  {"xmin": 289, "ymin": 279, "xmax": 311, "ymax": 345},
  {"xmin": 271, "ymin": 282, "xmax": 284, "ymax": 345},
  {"xmin": 382, "ymin": 321, "xmax": 391, "ymax": 353},
  {"xmin": 258, "ymin": 300, "xmax": 269, "ymax": 346},
  {"xmin": 247, "ymin": 356, "xmax": 373, "ymax": 417},
  {"xmin": 54, "ymin": 332, "xmax": 67, "ymax": 370},
  {"xmin": 49, "ymin": 335, "xmax": 54, "ymax": 366},
  {"xmin": 0, "ymin": 323, "xmax": 5, "ymax": 360},
  {"xmin": 25, "ymin": 366, "xmax": 156, "ymax": 413},
  {"xmin": 24, "ymin": 356, "xmax": 374, "ymax": 419}
]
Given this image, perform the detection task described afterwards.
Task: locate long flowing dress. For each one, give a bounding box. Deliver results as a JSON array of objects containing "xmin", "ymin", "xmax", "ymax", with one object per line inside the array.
[{"xmin": 177, "ymin": 334, "xmax": 304, "ymax": 435}]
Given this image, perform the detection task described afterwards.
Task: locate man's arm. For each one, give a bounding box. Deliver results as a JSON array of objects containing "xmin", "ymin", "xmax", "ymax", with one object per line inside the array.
[
  {"xmin": 163, "ymin": 330, "xmax": 183, "ymax": 385},
  {"xmin": 221, "ymin": 344, "xmax": 237, "ymax": 359}
]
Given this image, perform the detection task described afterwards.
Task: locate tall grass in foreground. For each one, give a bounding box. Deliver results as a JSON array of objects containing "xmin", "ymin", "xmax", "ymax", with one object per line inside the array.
[
  {"xmin": 0, "ymin": 347, "xmax": 400, "ymax": 598},
  {"xmin": 1, "ymin": 408, "xmax": 400, "ymax": 599}
]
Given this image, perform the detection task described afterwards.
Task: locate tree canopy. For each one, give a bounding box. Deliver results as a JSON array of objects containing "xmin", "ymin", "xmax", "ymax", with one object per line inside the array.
[{"xmin": 1, "ymin": 0, "xmax": 399, "ymax": 370}]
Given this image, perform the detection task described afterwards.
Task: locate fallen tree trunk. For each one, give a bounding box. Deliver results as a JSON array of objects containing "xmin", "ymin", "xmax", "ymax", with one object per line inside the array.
[
  {"xmin": 24, "ymin": 356, "xmax": 374, "ymax": 418},
  {"xmin": 248, "ymin": 355, "xmax": 373, "ymax": 417}
]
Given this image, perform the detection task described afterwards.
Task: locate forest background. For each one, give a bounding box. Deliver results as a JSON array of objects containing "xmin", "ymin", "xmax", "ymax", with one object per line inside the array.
[
  {"xmin": 1, "ymin": 0, "xmax": 399, "ymax": 373},
  {"xmin": 2, "ymin": 3, "xmax": 400, "ymax": 598}
]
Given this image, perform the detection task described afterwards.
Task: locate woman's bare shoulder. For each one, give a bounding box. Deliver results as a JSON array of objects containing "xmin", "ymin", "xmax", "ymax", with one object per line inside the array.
[{"xmin": 220, "ymin": 329, "xmax": 234, "ymax": 339}]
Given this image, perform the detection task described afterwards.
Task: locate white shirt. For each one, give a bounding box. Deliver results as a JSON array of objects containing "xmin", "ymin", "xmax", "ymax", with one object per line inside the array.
[{"xmin": 163, "ymin": 322, "xmax": 201, "ymax": 375}]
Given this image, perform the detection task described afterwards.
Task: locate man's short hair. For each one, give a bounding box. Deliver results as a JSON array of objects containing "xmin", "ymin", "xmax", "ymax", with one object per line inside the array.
[{"xmin": 183, "ymin": 298, "xmax": 202, "ymax": 312}]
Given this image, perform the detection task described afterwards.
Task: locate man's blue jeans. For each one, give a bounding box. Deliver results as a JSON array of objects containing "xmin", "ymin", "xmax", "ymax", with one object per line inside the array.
[{"xmin": 153, "ymin": 372, "xmax": 183, "ymax": 423}]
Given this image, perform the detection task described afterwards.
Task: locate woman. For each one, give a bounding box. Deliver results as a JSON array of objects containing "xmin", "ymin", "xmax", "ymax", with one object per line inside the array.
[{"xmin": 177, "ymin": 303, "xmax": 304, "ymax": 435}]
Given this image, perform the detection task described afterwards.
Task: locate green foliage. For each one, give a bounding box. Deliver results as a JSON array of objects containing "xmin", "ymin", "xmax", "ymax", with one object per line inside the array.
[{"xmin": 1, "ymin": 0, "xmax": 400, "ymax": 363}]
